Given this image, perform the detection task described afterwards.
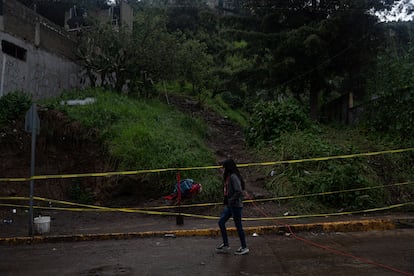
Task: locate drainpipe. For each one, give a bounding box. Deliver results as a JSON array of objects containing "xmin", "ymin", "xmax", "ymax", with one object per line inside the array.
[
  {"xmin": 0, "ymin": 54, "xmax": 6, "ymax": 97},
  {"xmin": 35, "ymin": 21, "xmax": 40, "ymax": 47}
]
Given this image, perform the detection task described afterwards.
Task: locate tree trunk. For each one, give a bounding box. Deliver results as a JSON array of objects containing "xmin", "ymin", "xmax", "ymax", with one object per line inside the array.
[{"xmin": 309, "ymin": 79, "xmax": 320, "ymax": 121}]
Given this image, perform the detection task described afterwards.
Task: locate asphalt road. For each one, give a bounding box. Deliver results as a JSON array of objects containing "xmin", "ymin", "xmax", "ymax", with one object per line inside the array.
[{"xmin": 1, "ymin": 229, "xmax": 413, "ymax": 276}]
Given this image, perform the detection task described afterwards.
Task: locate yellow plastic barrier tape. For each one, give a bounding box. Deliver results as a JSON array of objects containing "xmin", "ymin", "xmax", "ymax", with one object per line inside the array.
[
  {"xmin": 0, "ymin": 202, "xmax": 219, "ymax": 218},
  {"xmin": 1, "ymin": 181, "xmax": 413, "ymax": 222},
  {"xmin": 1, "ymin": 202, "xmax": 412, "ymax": 221},
  {"xmin": 246, "ymin": 181, "xmax": 414, "ymax": 204},
  {"xmin": 237, "ymin": 147, "xmax": 414, "ymax": 168},
  {"xmin": 0, "ymin": 148, "xmax": 412, "ymax": 182},
  {"xmin": 1, "ymin": 181, "xmax": 412, "ymax": 210},
  {"xmin": 240, "ymin": 202, "xmax": 414, "ymax": 221}
]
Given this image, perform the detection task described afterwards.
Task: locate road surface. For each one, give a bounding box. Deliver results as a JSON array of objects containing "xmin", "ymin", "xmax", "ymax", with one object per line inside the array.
[{"xmin": 1, "ymin": 229, "xmax": 413, "ymax": 276}]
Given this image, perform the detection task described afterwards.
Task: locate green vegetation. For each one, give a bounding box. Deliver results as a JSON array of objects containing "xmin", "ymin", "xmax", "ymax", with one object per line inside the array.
[
  {"xmin": 256, "ymin": 125, "xmax": 413, "ymax": 213},
  {"xmin": 0, "ymin": 91, "xmax": 32, "ymax": 127},
  {"xmin": 3, "ymin": 1, "xmax": 413, "ymax": 212},
  {"xmin": 39, "ymin": 84, "xmax": 412, "ymax": 212},
  {"xmin": 43, "ymin": 88, "xmax": 220, "ymax": 201},
  {"xmin": 68, "ymin": 180, "xmax": 94, "ymax": 204},
  {"xmin": 246, "ymin": 98, "xmax": 311, "ymax": 146}
]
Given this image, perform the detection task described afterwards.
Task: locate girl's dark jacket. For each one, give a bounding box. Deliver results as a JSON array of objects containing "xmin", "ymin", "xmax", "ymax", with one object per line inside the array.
[{"xmin": 225, "ymin": 173, "xmax": 244, "ymax": 208}]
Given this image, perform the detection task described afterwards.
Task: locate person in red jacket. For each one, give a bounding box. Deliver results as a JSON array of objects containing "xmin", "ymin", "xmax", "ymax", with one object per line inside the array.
[{"xmin": 216, "ymin": 159, "xmax": 249, "ymax": 255}]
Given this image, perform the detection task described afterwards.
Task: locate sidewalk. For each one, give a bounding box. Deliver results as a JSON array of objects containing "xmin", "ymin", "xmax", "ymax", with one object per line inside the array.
[{"xmin": 1, "ymin": 207, "xmax": 413, "ymax": 245}]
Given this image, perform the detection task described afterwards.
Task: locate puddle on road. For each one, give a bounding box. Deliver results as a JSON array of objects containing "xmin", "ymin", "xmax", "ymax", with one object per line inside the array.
[{"xmin": 82, "ymin": 264, "xmax": 132, "ymax": 276}]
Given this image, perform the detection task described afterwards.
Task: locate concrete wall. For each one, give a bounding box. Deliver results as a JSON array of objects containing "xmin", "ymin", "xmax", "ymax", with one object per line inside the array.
[
  {"xmin": 120, "ymin": 1, "xmax": 133, "ymax": 32},
  {"xmin": 0, "ymin": 32, "xmax": 79, "ymax": 100},
  {"xmin": 85, "ymin": 1, "xmax": 133, "ymax": 32},
  {"xmin": 0, "ymin": 0, "xmax": 81, "ymax": 100}
]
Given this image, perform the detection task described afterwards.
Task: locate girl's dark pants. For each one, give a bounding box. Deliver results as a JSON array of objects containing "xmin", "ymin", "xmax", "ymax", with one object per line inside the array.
[{"xmin": 218, "ymin": 206, "xmax": 247, "ymax": 248}]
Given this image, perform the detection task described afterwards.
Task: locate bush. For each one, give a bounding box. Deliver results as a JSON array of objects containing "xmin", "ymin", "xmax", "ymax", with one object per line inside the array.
[
  {"xmin": 0, "ymin": 91, "xmax": 32, "ymax": 126},
  {"xmin": 362, "ymin": 90, "xmax": 414, "ymax": 139},
  {"xmin": 221, "ymin": 91, "xmax": 243, "ymax": 109},
  {"xmin": 262, "ymin": 130, "xmax": 389, "ymax": 212},
  {"xmin": 246, "ymin": 98, "xmax": 311, "ymax": 146},
  {"xmin": 68, "ymin": 180, "xmax": 94, "ymax": 204}
]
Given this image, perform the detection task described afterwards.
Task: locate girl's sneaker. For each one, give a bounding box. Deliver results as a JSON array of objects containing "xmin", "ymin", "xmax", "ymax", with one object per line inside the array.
[
  {"xmin": 215, "ymin": 243, "xmax": 231, "ymax": 253},
  {"xmin": 234, "ymin": 247, "xmax": 249, "ymax": 255}
]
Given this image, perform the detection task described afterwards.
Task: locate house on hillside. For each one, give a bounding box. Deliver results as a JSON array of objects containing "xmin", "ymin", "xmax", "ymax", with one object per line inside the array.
[
  {"xmin": 0, "ymin": 0, "xmax": 133, "ymax": 100},
  {"xmin": 64, "ymin": 1, "xmax": 133, "ymax": 33},
  {"xmin": 145, "ymin": 0, "xmax": 242, "ymax": 14},
  {"xmin": 0, "ymin": 0, "xmax": 80, "ymax": 100}
]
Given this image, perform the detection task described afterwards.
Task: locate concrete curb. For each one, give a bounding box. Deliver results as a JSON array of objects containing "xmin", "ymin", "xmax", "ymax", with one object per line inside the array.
[{"xmin": 0, "ymin": 218, "xmax": 403, "ymax": 245}]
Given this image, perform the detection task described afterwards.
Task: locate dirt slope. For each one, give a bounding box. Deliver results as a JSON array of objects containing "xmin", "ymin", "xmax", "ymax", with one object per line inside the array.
[
  {"xmin": 0, "ymin": 96, "xmax": 273, "ymax": 206},
  {"xmin": 167, "ymin": 95, "xmax": 272, "ymax": 200},
  {"xmin": 0, "ymin": 109, "xmax": 110, "ymax": 200}
]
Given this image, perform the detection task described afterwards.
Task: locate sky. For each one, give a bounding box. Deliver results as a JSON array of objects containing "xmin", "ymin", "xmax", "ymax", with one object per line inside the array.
[
  {"xmin": 376, "ymin": 0, "xmax": 414, "ymax": 22},
  {"xmin": 109, "ymin": 0, "xmax": 414, "ymax": 22}
]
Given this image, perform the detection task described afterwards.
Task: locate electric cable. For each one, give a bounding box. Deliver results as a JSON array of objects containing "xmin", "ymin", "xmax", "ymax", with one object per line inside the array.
[{"xmin": 244, "ymin": 191, "xmax": 414, "ymax": 276}]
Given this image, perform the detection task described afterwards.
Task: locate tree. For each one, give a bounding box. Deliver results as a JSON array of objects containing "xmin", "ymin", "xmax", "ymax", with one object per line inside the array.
[
  {"xmin": 218, "ymin": 0, "xmax": 400, "ymax": 119},
  {"xmin": 76, "ymin": 22, "xmax": 134, "ymax": 91},
  {"xmin": 76, "ymin": 6, "xmax": 180, "ymax": 97},
  {"xmin": 363, "ymin": 23, "xmax": 414, "ymax": 137},
  {"xmin": 176, "ymin": 39, "xmax": 214, "ymax": 102},
  {"xmin": 242, "ymin": 0, "xmax": 398, "ymax": 17},
  {"xmin": 131, "ymin": 8, "xmax": 180, "ymax": 96}
]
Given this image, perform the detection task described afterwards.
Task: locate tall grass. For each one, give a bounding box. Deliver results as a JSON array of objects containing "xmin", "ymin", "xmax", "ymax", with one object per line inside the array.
[
  {"xmin": 258, "ymin": 126, "xmax": 414, "ymax": 213},
  {"xmin": 161, "ymin": 80, "xmax": 249, "ymax": 127},
  {"xmin": 204, "ymin": 95, "xmax": 249, "ymax": 127},
  {"xmin": 43, "ymin": 88, "xmax": 221, "ymax": 200}
]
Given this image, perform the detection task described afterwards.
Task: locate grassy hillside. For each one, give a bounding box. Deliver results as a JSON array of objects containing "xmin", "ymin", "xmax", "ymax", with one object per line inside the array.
[
  {"xmin": 42, "ymin": 88, "xmax": 222, "ymax": 202},
  {"xmin": 255, "ymin": 127, "xmax": 414, "ymax": 213},
  {"xmin": 1, "ymin": 89, "xmax": 412, "ymax": 212}
]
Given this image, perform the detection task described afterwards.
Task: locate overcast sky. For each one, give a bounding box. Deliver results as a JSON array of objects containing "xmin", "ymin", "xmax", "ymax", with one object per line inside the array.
[
  {"xmin": 376, "ymin": 0, "xmax": 414, "ymax": 22},
  {"xmin": 111, "ymin": 0, "xmax": 414, "ymax": 22}
]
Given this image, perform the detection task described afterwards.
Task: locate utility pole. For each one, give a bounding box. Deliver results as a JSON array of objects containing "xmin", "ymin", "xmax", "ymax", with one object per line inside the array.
[{"xmin": 25, "ymin": 103, "xmax": 40, "ymax": 236}]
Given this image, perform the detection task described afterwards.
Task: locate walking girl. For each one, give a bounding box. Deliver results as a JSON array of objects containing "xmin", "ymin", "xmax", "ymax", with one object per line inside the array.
[{"xmin": 216, "ymin": 159, "xmax": 249, "ymax": 255}]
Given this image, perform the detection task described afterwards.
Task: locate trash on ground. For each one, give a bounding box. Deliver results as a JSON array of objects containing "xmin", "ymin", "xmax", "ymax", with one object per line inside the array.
[
  {"xmin": 60, "ymin": 97, "xmax": 96, "ymax": 106},
  {"xmin": 283, "ymin": 211, "xmax": 296, "ymax": 216},
  {"xmin": 164, "ymin": 179, "xmax": 202, "ymax": 201}
]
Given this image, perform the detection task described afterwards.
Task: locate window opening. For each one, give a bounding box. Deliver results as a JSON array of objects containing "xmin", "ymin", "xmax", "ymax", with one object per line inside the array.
[{"xmin": 1, "ymin": 40, "xmax": 27, "ymax": 61}]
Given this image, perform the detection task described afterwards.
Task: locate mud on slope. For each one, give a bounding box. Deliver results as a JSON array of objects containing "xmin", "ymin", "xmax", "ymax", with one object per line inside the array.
[
  {"xmin": 0, "ymin": 97, "xmax": 272, "ymax": 208},
  {"xmin": 166, "ymin": 95, "xmax": 272, "ymax": 200},
  {"xmin": 0, "ymin": 109, "xmax": 115, "ymax": 203}
]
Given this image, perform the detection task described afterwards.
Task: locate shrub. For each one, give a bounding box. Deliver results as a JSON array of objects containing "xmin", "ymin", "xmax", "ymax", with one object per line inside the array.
[
  {"xmin": 246, "ymin": 98, "xmax": 311, "ymax": 146},
  {"xmin": 263, "ymin": 130, "xmax": 388, "ymax": 212},
  {"xmin": 362, "ymin": 90, "xmax": 414, "ymax": 139},
  {"xmin": 0, "ymin": 91, "xmax": 32, "ymax": 126}
]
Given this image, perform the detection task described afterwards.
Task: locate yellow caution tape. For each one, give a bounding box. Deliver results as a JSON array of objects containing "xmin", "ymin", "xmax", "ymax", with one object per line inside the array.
[
  {"xmin": 245, "ymin": 181, "xmax": 414, "ymax": 204},
  {"xmin": 1, "ymin": 181, "xmax": 412, "ymax": 210},
  {"xmin": 242, "ymin": 202, "xmax": 414, "ymax": 221},
  {"xmin": 119, "ymin": 181, "xmax": 414, "ymax": 209},
  {"xmin": 237, "ymin": 147, "xmax": 414, "ymax": 168},
  {"xmin": 0, "ymin": 148, "xmax": 412, "ymax": 182},
  {"xmin": 1, "ymin": 201, "xmax": 412, "ymax": 221},
  {"xmin": 1, "ymin": 181, "xmax": 413, "ymax": 220}
]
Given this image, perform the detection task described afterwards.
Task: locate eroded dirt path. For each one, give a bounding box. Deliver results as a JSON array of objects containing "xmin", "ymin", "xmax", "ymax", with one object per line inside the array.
[{"xmin": 167, "ymin": 95, "xmax": 272, "ymax": 200}]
